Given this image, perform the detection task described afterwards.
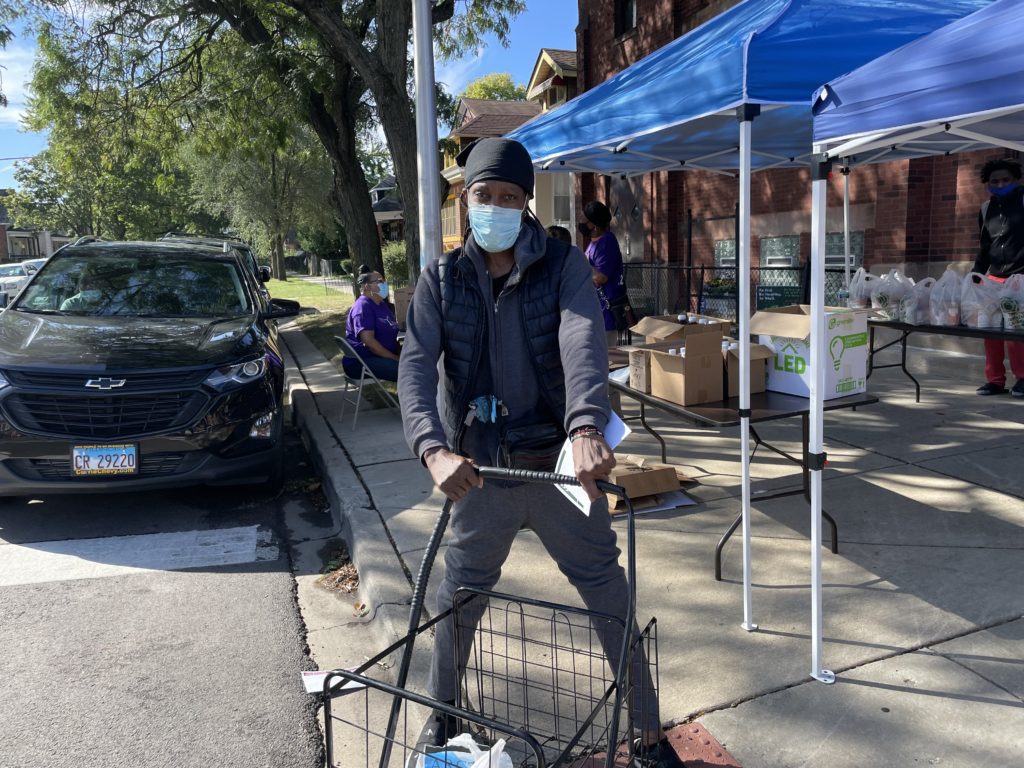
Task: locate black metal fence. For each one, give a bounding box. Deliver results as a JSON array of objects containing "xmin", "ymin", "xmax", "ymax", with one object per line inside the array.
[{"xmin": 624, "ymin": 263, "xmax": 849, "ymax": 321}]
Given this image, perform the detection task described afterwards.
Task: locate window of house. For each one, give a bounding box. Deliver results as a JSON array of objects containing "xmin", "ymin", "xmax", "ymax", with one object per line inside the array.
[
  {"xmin": 824, "ymin": 231, "xmax": 864, "ymax": 269},
  {"xmin": 551, "ymin": 174, "xmax": 571, "ymax": 227},
  {"xmin": 713, "ymin": 239, "xmax": 736, "ymax": 267},
  {"xmin": 614, "ymin": 0, "xmax": 637, "ymax": 37},
  {"xmin": 441, "ymin": 198, "xmax": 459, "ymax": 238},
  {"xmin": 759, "ymin": 235, "xmax": 800, "ymax": 267}
]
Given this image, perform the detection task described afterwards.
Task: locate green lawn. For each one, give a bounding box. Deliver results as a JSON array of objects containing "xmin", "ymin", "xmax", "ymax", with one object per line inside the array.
[{"xmin": 266, "ymin": 277, "xmax": 355, "ymax": 313}]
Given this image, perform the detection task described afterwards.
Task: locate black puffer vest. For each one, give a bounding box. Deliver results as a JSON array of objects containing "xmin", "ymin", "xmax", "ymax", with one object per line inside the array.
[{"xmin": 438, "ymin": 238, "xmax": 571, "ymax": 453}]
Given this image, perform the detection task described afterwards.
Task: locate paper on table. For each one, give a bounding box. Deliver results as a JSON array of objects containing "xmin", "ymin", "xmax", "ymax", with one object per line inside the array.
[
  {"xmin": 608, "ymin": 367, "xmax": 630, "ymax": 385},
  {"xmin": 554, "ymin": 412, "xmax": 632, "ymax": 516}
]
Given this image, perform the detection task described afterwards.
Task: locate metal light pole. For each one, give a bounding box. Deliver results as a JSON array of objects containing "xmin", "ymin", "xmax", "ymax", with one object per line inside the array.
[{"xmin": 412, "ymin": 0, "xmax": 442, "ymax": 270}]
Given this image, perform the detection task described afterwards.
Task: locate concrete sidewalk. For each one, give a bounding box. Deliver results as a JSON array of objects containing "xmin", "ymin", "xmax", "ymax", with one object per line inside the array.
[{"xmin": 280, "ymin": 323, "xmax": 1024, "ymax": 768}]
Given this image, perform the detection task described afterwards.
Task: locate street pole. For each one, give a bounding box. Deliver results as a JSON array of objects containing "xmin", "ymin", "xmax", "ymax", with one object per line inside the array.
[{"xmin": 413, "ymin": 0, "xmax": 442, "ymax": 271}]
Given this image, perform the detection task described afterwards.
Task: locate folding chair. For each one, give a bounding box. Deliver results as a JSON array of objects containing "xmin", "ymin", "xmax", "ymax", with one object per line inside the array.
[{"xmin": 333, "ymin": 335, "xmax": 400, "ymax": 429}]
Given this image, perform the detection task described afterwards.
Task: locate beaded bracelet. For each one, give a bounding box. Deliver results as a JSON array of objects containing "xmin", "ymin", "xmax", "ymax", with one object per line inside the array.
[{"xmin": 569, "ymin": 427, "xmax": 604, "ymax": 443}]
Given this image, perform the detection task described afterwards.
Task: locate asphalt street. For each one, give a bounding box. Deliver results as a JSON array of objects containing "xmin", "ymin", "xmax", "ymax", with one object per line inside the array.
[{"xmin": 0, "ymin": 428, "xmax": 325, "ymax": 768}]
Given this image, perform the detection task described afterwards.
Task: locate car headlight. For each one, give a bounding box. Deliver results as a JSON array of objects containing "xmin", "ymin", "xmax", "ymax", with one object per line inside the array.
[{"xmin": 203, "ymin": 357, "xmax": 267, "ymax": 389}]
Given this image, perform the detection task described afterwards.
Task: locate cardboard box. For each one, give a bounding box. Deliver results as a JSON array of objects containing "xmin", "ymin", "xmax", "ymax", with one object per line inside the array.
[
  {"xmin": 627, "ymin": 347, "xmax": 651, "ymax": 393},
  {"xmin": 648, "ymin": 331, "xmax": 724, "ymax": 406},
  {"xmin": 392, "ymin": 287, "xmax": 414, "ymax": 330},
  {"xmin": 630, "ymin": 314, "xmax": 728, "ymax": 343},
  {"xmin": 722, "ymin": 339, "xmax": 775, "ymax": 398},
  {"xmin": 606, "ymin": 459, "xmax": 680, "ymax": 511},
  {"xmin": 749, "ymin": 305, "xmax": 868, "ymax": 400},
  {"xmin": 621, "ymin": 454, "xmax": 695, "ymax": 484}
]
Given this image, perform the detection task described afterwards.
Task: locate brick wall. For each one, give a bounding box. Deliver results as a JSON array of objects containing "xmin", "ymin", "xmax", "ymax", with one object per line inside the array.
[{"xmin": 574, "ymin": 0, "xmax": 1019, "ymax": 275}]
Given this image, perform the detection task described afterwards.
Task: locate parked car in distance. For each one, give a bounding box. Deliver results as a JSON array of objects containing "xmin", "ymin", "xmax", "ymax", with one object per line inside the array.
[
  {"xmin": 20, "ymin": 258, "xmax": 48, "ymax": 274},
  {"xmin": 0, "ymin": 263, "xmax": 32, "ymax": 304},
  {"xmin": 0, "ymin": 239, "xmax": 300, "ymax": 496}
]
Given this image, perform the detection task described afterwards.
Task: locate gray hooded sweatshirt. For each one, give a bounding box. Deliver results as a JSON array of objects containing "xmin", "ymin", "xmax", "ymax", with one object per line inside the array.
[{"xmin": 399, "ymin": 217, "xmax": 610, "ymax": 465}]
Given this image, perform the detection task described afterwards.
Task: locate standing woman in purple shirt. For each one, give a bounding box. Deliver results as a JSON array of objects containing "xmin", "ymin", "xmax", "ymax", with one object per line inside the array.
[
  {"xmin": 343, "ymin": 267, "xmax": 401, "ymax": 381},
  {"xmin": 581, "ymin": 201, "xmax": 627, "ymax": 345}
]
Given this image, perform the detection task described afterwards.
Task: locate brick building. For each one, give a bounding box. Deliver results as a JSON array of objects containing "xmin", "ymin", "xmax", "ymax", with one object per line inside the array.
[{"xmin": 573, "ymin": 0, "xmax": 1017, "ymax": 279}]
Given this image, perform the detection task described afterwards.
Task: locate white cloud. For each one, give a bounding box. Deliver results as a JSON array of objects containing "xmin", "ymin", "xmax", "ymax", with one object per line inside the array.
[
  {"xmin": 435, "ymin": 49, "xmax": 484, "ymax": 97},
  {"xmin": 0, "ymin": 42, "xmax": 35, "ymax": 127}
]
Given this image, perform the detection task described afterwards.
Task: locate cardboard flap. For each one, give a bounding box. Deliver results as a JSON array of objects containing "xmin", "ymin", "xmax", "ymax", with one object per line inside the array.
[
  {"xmin": 682, "ymin": 330, "xmax": 722, "ymax": 356},
  {"xmin": 630, "ymin": 316, "xmax": 685, "ymax": 340},
  {"xmin": 725, "ymin": 342, "xmax": 774, "ymax": 362}
]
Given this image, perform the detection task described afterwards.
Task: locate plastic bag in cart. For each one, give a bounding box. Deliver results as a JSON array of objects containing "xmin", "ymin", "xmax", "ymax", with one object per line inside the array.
[
  {"xmin": 898, "ymin": 277, "xmax": 935, "ymax": 325},
  {"xmin": 870, "ymin": 269, "xmax": 914, "ymax": 320},
  {"xmin": 961, "ymin": 272, "xmax": 1003, "ymax": 329},
  {"xmin": 929, "ymin": 268, "xmax": 962, "ymax": 326},
  {"xmin": 848, "ymin": 267, "xmax": 879, "ymax": 309},
  {"xmin": 420, "ymin": 734, "xmax": 512, "ymax": 768},
  {"xmin": 998, "ymin": 274, "xmax": 1024, "ymax": 330}
]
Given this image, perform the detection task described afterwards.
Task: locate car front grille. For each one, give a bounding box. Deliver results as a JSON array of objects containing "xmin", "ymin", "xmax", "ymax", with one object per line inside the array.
[
  {"xmin": 2, "ymin": 392, "xmax": 208, "ymax": 439},
  {"xmin": 15, "ymin": 453, "xmax": 187, "ymax": 480},
  {"xmin": 3, "ymin": 369, "xmax": 209, "ymax": 391}
]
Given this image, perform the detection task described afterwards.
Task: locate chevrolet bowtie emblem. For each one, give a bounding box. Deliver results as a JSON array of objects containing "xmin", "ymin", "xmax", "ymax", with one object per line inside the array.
[{"xmin": 85, "ymin": 377, "xmax": 127, "ymax": 390}]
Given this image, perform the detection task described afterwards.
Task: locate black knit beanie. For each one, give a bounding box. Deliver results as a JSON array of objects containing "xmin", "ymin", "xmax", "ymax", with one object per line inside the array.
[{"xmin": 456, "ymin": 137, "xmax": 535, "ymax": 196}]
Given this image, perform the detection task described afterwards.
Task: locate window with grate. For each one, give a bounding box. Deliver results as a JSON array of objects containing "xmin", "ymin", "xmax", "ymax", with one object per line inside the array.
[
  {"xmin": 759, "ymin": 235, "xmax": 800, "ymax": 267},
  {"xmin": 441, "ymin": 199, "xmax": 459, "ymax": 238},
  {"xmin": 713, "ymin": 239, "xmax": 736, "ymax": 267},
  {"xmin": 825, "ymin": 231, "xmax": 864, "ymax": 269},
  {"xmin": 615, "ymin": 0, "xmax": 637, "ymax": 37},
  {"xmin": 552, "ymin": 174, "xmax": 571, "ymax": 226}
]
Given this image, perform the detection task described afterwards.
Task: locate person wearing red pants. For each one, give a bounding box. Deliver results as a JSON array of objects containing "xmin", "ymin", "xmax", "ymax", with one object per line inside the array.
[{"xmin": 974, "ymin": 158, "xmax": 1024, "ymax": 397}]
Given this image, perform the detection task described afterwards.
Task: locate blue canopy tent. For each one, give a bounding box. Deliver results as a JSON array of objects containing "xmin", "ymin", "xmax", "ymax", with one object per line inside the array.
[{"xmin": 508, "ymin": 0, "xmax": 991, "ymax": 684}]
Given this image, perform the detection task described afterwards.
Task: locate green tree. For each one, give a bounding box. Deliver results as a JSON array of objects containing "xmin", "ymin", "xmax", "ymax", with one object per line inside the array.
[{"xmin": 461, "ymin": 72, "xmax": 527, "ymax": 101}]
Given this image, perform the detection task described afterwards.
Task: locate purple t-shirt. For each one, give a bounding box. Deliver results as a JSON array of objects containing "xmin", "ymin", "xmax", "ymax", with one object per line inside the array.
[
  {"xmin": 585, "ymin": 232, "xmax": 625, "ymax": 331},
  {"xmin": 345, "ymin": 296, "xmax": 400, "ymax": 358}
]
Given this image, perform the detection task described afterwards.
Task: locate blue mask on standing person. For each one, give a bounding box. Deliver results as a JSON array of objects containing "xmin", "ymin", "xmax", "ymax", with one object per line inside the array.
[
  {"xmin": 377, "ymin": 281, "xmax": 389, "ymax": 300},
  {"xmin": 989, "ymin": 181, "xmax": 1019, "ymax": 197},
  {"xmin": 468, "ymin": 205, "xmax": 524, "ymax": 253}
]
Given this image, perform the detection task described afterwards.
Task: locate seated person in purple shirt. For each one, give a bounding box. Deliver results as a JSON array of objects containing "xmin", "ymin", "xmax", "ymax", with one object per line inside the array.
[
  {"xmin": 342, "ymin": 267, "xmax": 401, "ymax": 381},
  {"xmin": 580, "ymin": 201, "xmax": 628, "ymax": 344}
]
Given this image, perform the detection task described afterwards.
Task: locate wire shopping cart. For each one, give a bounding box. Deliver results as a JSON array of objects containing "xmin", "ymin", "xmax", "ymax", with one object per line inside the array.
[{"xmin": 322, "ymin": 467, "xmax": 659, "ymax": 768}]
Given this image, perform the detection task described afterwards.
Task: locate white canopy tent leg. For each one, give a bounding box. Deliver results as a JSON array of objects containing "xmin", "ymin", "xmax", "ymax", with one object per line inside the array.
[
  {"xmin": 738, "ymin": 106, "xmax": 758, "ymax": 633},
  {"xmin": 413, "ymin": 0, "xmax": 442, "ymax": 269},
  {"xmin": 809, "ymin": 149, "xmax": 835, "ymax": 684}
]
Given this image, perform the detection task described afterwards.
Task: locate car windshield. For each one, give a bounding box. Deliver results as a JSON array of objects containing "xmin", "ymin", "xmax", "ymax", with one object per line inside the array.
[
  {"xmin": 0, "ymin": 265, "xmax": 27, "ymax": 277},
  {"xmin": 13, "ymin": 252, "xmax": 253, "ymax": 317}
]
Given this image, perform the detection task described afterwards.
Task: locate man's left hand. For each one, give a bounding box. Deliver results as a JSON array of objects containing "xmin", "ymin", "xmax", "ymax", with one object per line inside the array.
[{"xmin": 572, "ymin": 435, "xmax": 616, "ymax": 502}]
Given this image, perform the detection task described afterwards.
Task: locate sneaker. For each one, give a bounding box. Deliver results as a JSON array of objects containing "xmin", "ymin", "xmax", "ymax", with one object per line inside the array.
[
  {"xmin": 635, "ymin": 737, "xmax": 688, "ymax": 768},
  {"xmin": 1013, "ymin": 381, "xmax": 1024, "ymax": 398},
  {"xmin": 409, "ymin": 709, "xmax": 460, "ymax": 768},
  {"xmin": 976, "ymin": 382, "xmax": 1007, "ymax": 396}
]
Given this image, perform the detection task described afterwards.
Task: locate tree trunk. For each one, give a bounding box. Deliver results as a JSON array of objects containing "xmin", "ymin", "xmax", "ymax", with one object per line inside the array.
[{"xmin": 308, "ymin": 252, "xmax": 320, "ymax": 277}]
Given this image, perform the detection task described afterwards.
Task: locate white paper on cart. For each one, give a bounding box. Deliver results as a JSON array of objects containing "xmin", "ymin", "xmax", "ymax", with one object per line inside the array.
[
  {"xmin": 554, "ymin": 412, "xmax": 631, "ymax": 517},
  {"xmin": 302, "ymin": 668, "xmax": 366, "ymax": 695}
]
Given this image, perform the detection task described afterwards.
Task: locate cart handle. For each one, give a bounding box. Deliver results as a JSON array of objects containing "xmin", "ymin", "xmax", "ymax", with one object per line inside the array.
[{"xmin": 475, "ymin": 466, "xmax": 628, "ymax": 499}]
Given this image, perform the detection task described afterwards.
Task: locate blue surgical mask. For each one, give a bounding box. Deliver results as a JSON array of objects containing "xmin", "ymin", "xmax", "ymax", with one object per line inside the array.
[
  {"xmin": 377, "ymin": 281, "xmax": 389, "ymax": 300},
  {"xmin": 989, "ymin": 181, "xmax": 1019, "ymax": 197},
  {"xmin": 468, "ymin": 204, "xmax": 524, "ymax": 253}
]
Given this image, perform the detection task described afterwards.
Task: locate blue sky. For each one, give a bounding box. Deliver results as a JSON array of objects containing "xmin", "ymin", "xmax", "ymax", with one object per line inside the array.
[{"xmin": 0, "ymin": 1, "xmax": 579, "ymax": 190}]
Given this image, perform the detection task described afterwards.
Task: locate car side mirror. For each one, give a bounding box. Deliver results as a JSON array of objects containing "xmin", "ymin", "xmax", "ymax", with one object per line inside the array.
[
  {"xmin": 261, "ymin": 297, "xmax": 300, "ymax": 320},
  {"xmin": 258, "ymin": 266, "xmax": 272, "ymax": 283}
]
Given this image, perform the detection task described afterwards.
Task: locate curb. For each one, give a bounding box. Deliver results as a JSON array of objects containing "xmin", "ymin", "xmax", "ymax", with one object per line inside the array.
[{"xmin": 280, "ymin": 330, "xmax": 411, "ymax": 656}]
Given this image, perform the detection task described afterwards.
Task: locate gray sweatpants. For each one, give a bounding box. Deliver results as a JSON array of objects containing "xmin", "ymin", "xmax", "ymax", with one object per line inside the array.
[{"xmin": 428, "ymin": 480, "xmax": 659, "ymax": 729}]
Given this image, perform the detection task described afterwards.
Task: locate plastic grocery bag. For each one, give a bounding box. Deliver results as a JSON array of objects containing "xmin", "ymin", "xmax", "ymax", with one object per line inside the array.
[
  {"xmin": 848, "ymin": 267, "xmax": 879, "ymax": 309},
  {"xmin": 998, "ymin": 274, "xmax": 1024, "ymax": 330},
  {"xmin": 898, "ymin": 277, "xmax": 935, "ymax": 325},
  {"xmin": 929, "ymin": 269, "xmax": 962, "ymax": 326},
  {"xmin": 870, "ymin": 269, "xmax": 914, "ymax": 320},
  {"xmin": 961, "ymin": 272, "xmax": 1003, "ymax": 329},
  {"xmin": 420, "ymin": 734, "xmax": 512, "ymax": 768}
]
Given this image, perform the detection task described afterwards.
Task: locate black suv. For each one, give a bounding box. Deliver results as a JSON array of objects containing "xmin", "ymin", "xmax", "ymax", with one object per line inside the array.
[{"xmin": 0, "ymin": 240, "xmax": 299, "ymax": 495}]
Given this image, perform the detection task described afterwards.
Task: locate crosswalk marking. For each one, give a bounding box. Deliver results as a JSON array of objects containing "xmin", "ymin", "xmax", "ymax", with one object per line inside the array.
[{"xmin": 0, "ymin": 525, "xmax": 277, "ymax": 587}]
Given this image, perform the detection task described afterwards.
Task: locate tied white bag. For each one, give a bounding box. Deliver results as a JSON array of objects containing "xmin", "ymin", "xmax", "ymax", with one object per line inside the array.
[
  {"xmin": 899, "ymin": 277, "xmax": 935, "ymax": 325},
  {"xmin": 871, "ymin": 269, "xmax": 914, "ymax": 320},
  {"xmin": 930, "ymin": 269, "xmax": 962, "ymax": 326},
  {"xmin": 848, "ymin": 268, "xmax": 879, "ymax": 309},
  {"xmin": 419, "ymin": 734, "xmax": 512, "ymax": 768},
  {"xmin": 998, "ymin": 274, "xmax": 1024, "ymax": 329},
  {"xmin": 961, "ymin": 273, "xmax": 1003, "ymax": 329}
]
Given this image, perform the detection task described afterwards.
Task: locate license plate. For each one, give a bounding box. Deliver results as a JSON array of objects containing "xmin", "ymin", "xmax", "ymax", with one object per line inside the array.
[{"xmin": 71, "ymin": 444, "xmax": 138, "ymax": 476}]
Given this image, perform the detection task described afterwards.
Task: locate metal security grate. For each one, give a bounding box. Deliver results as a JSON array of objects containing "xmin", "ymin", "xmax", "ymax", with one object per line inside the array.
[{"xmin": 2, "ymin": 392, "xmax": 207, "ymax": 439}]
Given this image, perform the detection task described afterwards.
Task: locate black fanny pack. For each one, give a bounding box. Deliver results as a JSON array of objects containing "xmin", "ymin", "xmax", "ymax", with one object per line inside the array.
[
  {"xmin": 499, "ymin": 422, "xmax": 566, "ymax": 473},
  {"xmin": 607, "ymin": 293, "xmax": 636, "ymax": 331}
]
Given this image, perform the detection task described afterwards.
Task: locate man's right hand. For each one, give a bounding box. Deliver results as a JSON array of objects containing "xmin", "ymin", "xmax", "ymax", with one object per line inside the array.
[{"xmin": 423, "ymin": 448, "xmax": 483, "ymax": 502}]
